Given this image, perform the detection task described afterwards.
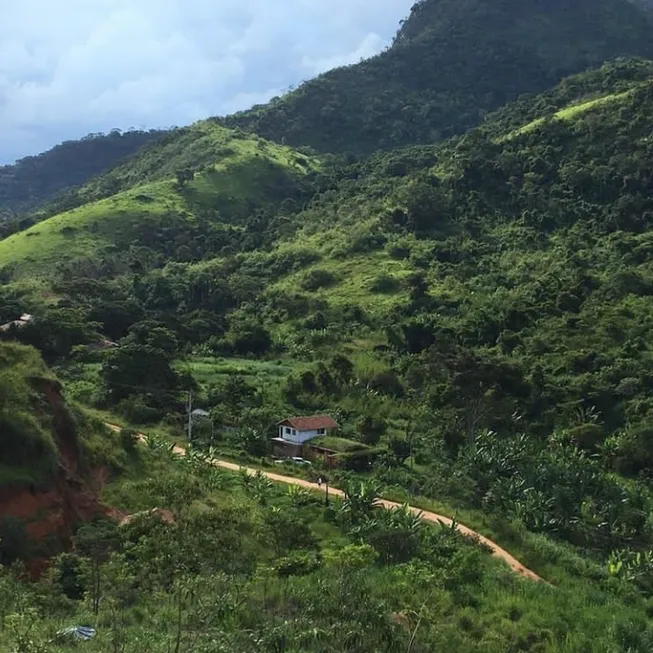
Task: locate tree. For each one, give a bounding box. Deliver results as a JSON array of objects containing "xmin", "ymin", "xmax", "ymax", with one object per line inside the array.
[
  {"xmin": 330, "ymin": 354, "xmax": 355, "ymax": 385},
  {"xmin": 339, "ymin": 481, "xmax": 380, "ymax": 528},
  {"xmin": 74, "ymin": 519, "xmax": 120, "ymax": 615},
  {"xmin": 175, "ymin": 168, "xmax": 195, "ymax": 189},
  {"xmin": 236, "ymin": 425, "xmax": 269, "ymax": 457},
  {"xmin": 231, "ymin": 322, "xmax": 272, "ymax": 355},
  {"xmin": 356, "ymin": 416, "xmax": 387, "ymax": 446},
  {"xmin": 443, "ymin": 351, "xmax": 528, "ymax": 444},
  {"xmin": 101, "ymin": 344, "xmax": 181, "ymax": 403},
  {"xmin": 388, "ymin": 436, "xmax": 412, "ymax": 465}
]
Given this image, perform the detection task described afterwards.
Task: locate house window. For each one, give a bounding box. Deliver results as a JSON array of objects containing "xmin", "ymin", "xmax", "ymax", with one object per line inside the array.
[
  {"xmin": 292, "ymin": 429, "xmax": 298, "ymax": 435},
  {"xmin": 284, "ymin": 427, "xmax": 291, "ymax": 435},
  {"xmin": 317, "ymin": 428, "xmax": 326, "ymax": 435}
]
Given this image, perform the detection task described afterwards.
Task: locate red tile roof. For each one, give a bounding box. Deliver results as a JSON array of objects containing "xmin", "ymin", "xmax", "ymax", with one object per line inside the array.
[{"xmin": 278, "ymin": 415, "xmax": 339, "ymax": 431}]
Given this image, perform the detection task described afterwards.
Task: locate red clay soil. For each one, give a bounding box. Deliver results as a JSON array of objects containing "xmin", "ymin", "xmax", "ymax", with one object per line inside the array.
[
  {"xmin": 105, "ymin": 424, "xmax": 542, "ymax": 582},
  {"xmin": 0, "ymin": 380, "xmax": 110, "ymax": 574}
]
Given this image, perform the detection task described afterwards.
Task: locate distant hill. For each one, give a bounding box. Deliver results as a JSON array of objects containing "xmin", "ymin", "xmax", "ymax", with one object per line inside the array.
[
  {"xmin": 222, "ymin": 0, "xmax": 653, "ymax": 154},
  {"xmin": 3, "ymin": 0, "xmax": 651, "ymax": 220},
  {"xmin": 7, "ymin": 58, "xmax": 653, "ymax": 444},
  {"xmin": 0, "ymin": 129, "xmax": 163, "ymax": 218},
  {"xmin": 0, "ymin": 122, "xmax": 318, "ymax": 278}
]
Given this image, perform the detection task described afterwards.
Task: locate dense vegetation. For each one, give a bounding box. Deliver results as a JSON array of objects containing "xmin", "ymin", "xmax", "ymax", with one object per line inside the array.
[
  {"xmin": 0, "ymin": 122, "xmax": 317, "ymax": 274},
  {"xmin": 4, "ymin": 58, "xmax": 653, "ymax": 562},
  {"xmin": 0, "ymin": 130, "xmax": 163, "ymax": 222},
  {"xmin": 5, "ymin": 440, "xmax": 653, "ymax": 653},
  {"xmin": 0, "ymin": 342, "xmax": 124, "ymax": 489},
  {"xmin": 4, "ymin": 1, "xmax": 653, "ymax": 650},
  {"xmin": 221, "ymin": 0, "xmax": 653, "ymax": 154}
]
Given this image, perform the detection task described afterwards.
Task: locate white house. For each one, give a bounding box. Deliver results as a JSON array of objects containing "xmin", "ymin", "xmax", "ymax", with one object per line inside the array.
[{"xmin": 276, "ymin": 415, "xmax": 339, "ymax": 444}]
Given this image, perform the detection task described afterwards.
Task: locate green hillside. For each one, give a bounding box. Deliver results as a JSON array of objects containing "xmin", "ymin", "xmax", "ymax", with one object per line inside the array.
[
  {"xmin": 0, "ymin": 342, "xmax": 121, "ymax": 487},
  {"xmin": 5, "ymin": 60, "xmax": 653, "ymax": 557},
  {"xmin": 0, "ymin": 122, "xmax": 319, "ymax": 279},
  {"xmin": 6, "ymin": 7, "xmax": 653, "ymax": 650},
  {"xmin": 222, "ymin": 0, "xmax": 653, "ymax": 154},
  {"xmin": 0, "ymin": 129, "xmax": 162, "ymax": 219}
]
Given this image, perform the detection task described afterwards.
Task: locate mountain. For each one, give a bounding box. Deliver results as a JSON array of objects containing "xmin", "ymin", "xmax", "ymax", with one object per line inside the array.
[
  {"xmin": 5, "ymin": 58, "xmax": 653, "ymax": 446},
  {"xmin": 222, "ymin": 0, "xmax": 653, "ymax": 154},
  {"xmin": 6, "ymin": 7, "xmax": 653, "ymax": 649},
  {"xmin": 2, "ymin": 0, "xmax": 651, "ymax": 220},
  {"xmin": 0, "ymin": 129, "xmax": 163, "ymax": 219},
  {"xmin": 0, "ymin": 122, "xmax": 318, "ymax": 279}
]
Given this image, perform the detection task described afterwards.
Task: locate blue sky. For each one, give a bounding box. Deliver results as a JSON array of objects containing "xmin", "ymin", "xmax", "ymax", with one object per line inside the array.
[{"xmin": 0, "ymin": 0, "xmax": 414, "ymax": 164}]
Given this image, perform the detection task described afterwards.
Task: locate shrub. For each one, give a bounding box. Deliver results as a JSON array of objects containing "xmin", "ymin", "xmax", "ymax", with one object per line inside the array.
[
  {"xmin": 334, "ymin": 447, "xmax": 386, "ymax": 472},
  {"xmin": 368, "ymin": 274, "xmax": 400, "ymax": 294},
  {"xmin": 387, "ymin": 238, "xmax": 412, "ymax": 259},
  {"xmin": 0, "ymin": 517, "xmax": 29, "ymax": 565},
  {"xmin": 301, "ymin": 269, "xmax": 337, "ymax": 291},
  {"xmin": 120, "ymin": 429, "xmax": 140, "ymax": 454},
  {"xmin": 232, "ymin": 323, "xmax": 272, "ymax": 355},
  {"xmin": 370, "ymin": 370, "xmax": 405, "ymax": 397},
  {"xmin": 568, "ymin": 423, "xmax": 605, "ymax": 452}
]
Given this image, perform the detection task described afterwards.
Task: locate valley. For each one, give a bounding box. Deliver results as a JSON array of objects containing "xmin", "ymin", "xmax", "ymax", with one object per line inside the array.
[{"xmin": 3, "ymin": 0, "xmax": 653, "ymax": 651}]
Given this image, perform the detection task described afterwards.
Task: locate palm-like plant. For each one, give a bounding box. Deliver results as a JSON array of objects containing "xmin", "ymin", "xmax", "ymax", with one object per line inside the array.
[{"xmin": 339, "ymin": 480, "xmax": 381, "ymax": 527}]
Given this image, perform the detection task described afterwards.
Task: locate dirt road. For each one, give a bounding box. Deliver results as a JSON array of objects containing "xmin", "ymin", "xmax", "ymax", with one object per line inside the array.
[{"xmin": 106, "ymin": 424, "xmax": 541, "ymax": 581}]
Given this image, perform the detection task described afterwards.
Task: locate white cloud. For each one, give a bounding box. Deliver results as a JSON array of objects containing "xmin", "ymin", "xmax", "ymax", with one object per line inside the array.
[
  {"xmin": 301, "ymin": 33, "xmax": 387, "ymax": 76},
  {"xmin": 0, "ymin": 0, "xmax": 414, "ymax": 164}
]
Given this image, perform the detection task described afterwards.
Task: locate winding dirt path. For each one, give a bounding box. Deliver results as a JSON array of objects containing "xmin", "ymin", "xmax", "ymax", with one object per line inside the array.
[{"xmin": 106, "ymin": 424, "xmax": 541, "ymax": 582}]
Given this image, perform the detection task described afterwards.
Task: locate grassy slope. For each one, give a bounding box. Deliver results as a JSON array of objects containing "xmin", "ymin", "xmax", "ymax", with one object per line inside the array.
[
  {"xmin": 0, "ymin": 123, "xmax": 318, "ymax": 278},
  {"xmin": 501, "ymin": 88, "xmax": 636, "ymax": 140},
  {"xmin": 0, "ymin": 342, "xmax": 58, "ymax": 485},
  {"xmin": 11, "ymin": 444, "xmax": 651, "ymax": 653},
  {"xmin": 4, "ymin": 62, "xmax": 650, "ymax": 321},
  {"xmin": 0, "ymin": 130, "xmax": 163, "ymax": 217},
  {"xmin": 7, "ymin": 63, "xmax": 648, "ymax": 330}
]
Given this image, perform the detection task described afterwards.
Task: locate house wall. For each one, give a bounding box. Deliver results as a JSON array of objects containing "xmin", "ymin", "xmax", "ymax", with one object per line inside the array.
[{"xmin": 279, "ymin": 426, "xmax": 329, "ymax": 444}]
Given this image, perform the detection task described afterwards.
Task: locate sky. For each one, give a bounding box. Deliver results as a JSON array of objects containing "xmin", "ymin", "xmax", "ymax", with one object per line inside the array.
[{"xmin": 0, "ymin": 0, "xmax": 414, "ymax": 164}]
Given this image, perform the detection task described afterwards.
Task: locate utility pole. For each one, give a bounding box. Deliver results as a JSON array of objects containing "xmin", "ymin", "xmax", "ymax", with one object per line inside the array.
[{"xmin": 187, "ymin": 390, "xmax": 193, "ymax": 443}]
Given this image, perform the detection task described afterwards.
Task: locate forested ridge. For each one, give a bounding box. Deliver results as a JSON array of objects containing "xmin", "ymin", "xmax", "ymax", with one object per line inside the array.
[
  {"xmin": 4, "ymin": 0, "xmax": 653, "ymax": 651},
  {"xmin": 221, "ymin": 0, "xmax": 653, "ymax": 154},
  {"xmin": 0, "ymin": 129, "xmax": 164, "ymax": 222}
]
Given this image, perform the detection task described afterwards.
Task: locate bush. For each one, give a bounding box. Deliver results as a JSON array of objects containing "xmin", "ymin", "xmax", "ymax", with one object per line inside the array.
[
  {"xmin": 276, "ymin": 552, "xmax": 320, "ymax": 578},
  {"xmin": 0, "ymin": 517, "xmax": 29, "ymax": 565},
  {"xmin": 301, "ymin": 269, "xmax": 337, "ymax": 291},
  {"xmin": 232, "ymin": 323, "xmax": 272, "ymax": 355},
  {"xmin": 568, "ymin": 423, "xmax": 605, "ymax": 452},
  {"xmin": 120, "ymin": 429, "xmax": 140, "ymax": 454},
  {"xmin": 335, "ymin": 447, "xmax": 386, "ymax": 472},
  {"xmin": 117, "ymin": 396, "xmax": 162, "ymax": 424},
  {"xmin": 368, "ymin": 274, "xmax": 400, "ymax": 294},
  {"xmin": 370, "ymin": 370, "xmax": 405, "ymax": 397}
]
